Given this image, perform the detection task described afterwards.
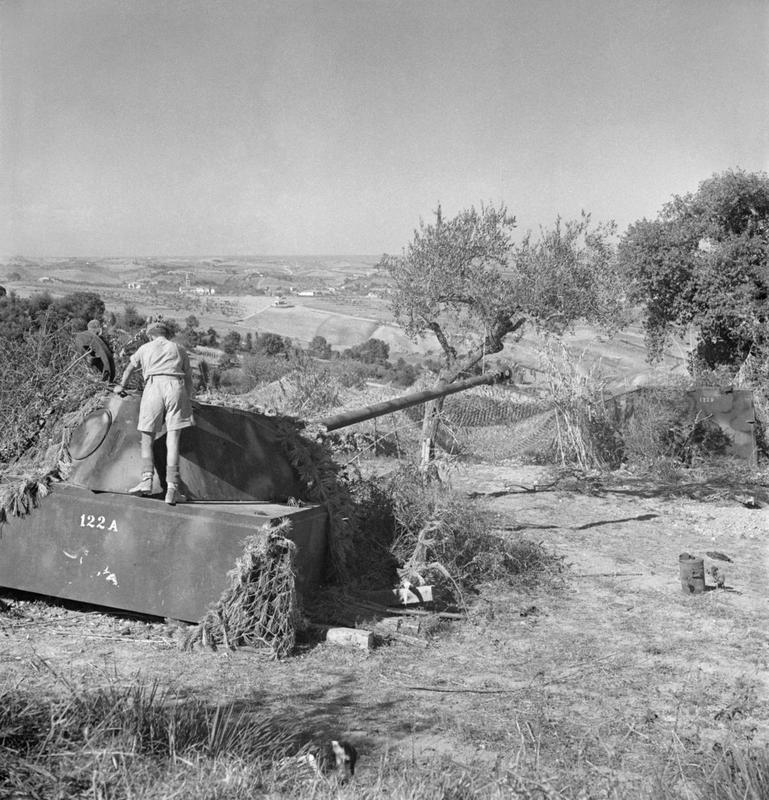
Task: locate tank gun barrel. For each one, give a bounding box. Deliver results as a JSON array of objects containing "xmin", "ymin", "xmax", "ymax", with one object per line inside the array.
[{"xmin": 316, "ymin": 368, "xmax": 512, "ymax": 432}]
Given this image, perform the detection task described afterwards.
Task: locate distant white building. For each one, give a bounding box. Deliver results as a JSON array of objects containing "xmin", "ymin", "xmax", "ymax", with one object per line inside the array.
[{"xmin": 179, "ymin": 285, "xmax": 216, "ymax": 295}]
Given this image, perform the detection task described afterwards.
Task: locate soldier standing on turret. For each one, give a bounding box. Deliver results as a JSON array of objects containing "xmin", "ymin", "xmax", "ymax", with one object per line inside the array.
[{"xmin": 112, "ymin": 320, "xmax": 194, "ymax": 505}]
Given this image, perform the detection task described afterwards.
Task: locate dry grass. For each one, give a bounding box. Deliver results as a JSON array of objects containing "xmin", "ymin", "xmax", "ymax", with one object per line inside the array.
[
  {"xmin": 2, "ymin": 667, "xmax": 766, "ymax": 799},
  {"xmin": 537, "ymin": 340, "xmax": 622, "ymax": 470},
  {"xmin": 0, "ymin": 677, "xmax": 296, "ymax": 799}
]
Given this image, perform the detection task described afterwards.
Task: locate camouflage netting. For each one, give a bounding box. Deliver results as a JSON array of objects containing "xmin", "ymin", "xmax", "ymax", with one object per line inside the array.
[
  {"xmin": 271, "ymin": 419, "xmax": 356, "ymax": 582},
  {"xmin": 181, "ymin": 520, "xmax": 301, "ymax": 659},
  {"xmin": 179, "ymin": 412, "xmax": 361, "ymax": 658},
  {"xmin": 328, "ymin": 383, "xmax": 557, "ymax": 462},
  {"xmin": 412, "ymin": 386, "xmax": 557, "ymax": 459},
  {"xmin": 0, "ymin": 382, "xmax": 110, "ymax": 526},
  {"xmin": 195, "ymin": 391, "xmax": 358, "ymax": 585}
]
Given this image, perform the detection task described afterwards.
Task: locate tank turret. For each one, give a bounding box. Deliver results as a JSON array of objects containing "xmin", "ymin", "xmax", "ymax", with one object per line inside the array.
[
  {"xmin": 0, "ymin": 368, "xmax": 512, "ymax": 620},
  {"xmin": 66, "ymin": 394, "xmax": 304, "ymax": 501},
  {"xmin": 66, "ymin": 368, "xmax": 512, "ymax": 500}
]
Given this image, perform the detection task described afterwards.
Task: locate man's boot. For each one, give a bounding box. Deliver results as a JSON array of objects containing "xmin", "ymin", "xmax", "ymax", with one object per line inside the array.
[
  {"xmin": 165, "ymin": 463, "xmax": 186, "ymax": 505},
  {"xmin": 165, "ymin": 483, "xmax": 187, "ymax": 505},
  {"xmin": 129, "ymin": 472, "xmax": 154, "ymax": 496}
]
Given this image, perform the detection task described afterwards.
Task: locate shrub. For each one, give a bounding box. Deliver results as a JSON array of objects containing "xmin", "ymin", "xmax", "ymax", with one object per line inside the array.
[
  {"xmin": 256, "ymin": 332, "xmax": 291, "ymax": 357},
  {"xmin": 381, "ymin": 466, "xmax": 559, "ymax": 603},
  {"xmin": 280, "ymin": 365, "xmax": 341, "ymax": 417},
  {"xmin": 328, "ymin": 359, "xmax": 371, "ymax": 389},
  {"xmin": 391, "ymin": 357, "xmax": 418, "ymax": 387},
  {"xmin": 308, "ymin": 335, "xmax": 333, "ymax": 359},
  {"xmin": 342, "ymin": 337, "xmax": 390, "ymax": 365},
  {"xmin": 119, "ymin": 304, "xmax": 145, "ymax": 332},
  {"xmin": 241, "ymin": 352, "xmax": 295, "ymax": 386},
  {"xmin": 217, "ymin": 367, "xmax": 255, "ymax": 394}
]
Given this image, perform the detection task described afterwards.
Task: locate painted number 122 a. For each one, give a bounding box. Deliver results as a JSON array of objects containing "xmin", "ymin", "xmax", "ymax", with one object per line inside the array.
[{"xmin": 79, "ymin": 514, "xmax": 118, "ymax": 532}]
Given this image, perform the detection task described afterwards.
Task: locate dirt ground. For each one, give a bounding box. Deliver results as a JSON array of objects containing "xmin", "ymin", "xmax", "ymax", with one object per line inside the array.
[{"xmin": 1, "ymin": 461, "xmax": 768, "ymax": 795}]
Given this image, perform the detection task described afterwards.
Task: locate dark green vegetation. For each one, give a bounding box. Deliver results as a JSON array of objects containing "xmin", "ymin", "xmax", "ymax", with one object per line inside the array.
[
  {"xmin": 0, "ymin": 290, "xmax": 105, "ymax": 340},
  {"xmin": 619, "ymin": 169, "xmax": 769, "ymax": 375},
  {"xmin": 0, "ymin": 292, "xmax": 109, "ymax": 464}
]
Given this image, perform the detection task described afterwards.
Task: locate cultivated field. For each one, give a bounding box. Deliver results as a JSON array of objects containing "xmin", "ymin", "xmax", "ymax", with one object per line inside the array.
[{"xmin": 0, "ymin": 255, "xmax": 687, "ymax": 376}]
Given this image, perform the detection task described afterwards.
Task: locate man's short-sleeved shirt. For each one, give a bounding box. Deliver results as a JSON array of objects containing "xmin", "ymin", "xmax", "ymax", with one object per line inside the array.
[{"xmin": 130, "ymin": 337, "xmax": 190, "ymax": 379}]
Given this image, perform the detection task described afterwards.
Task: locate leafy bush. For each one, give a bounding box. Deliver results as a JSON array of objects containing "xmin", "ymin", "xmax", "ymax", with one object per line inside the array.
[
  {"xmin": 342, "ymin": 337, "xmax": 390, "ymax": 364},
  {"xmin": 332, "ymin": 359, "xmax": 373, "ymax": 388},
  {"xmin": 381, "ymin": 466, "xmax": 559, "ymax": 602},
  {"xmin": 255, "ymin": 332, "xmax": 292, "ymax": 357},
  {"xmin": 0, "ymin": 291, "xmax": 107, "ymax": 341},
  {"xmin": 308, "ymin": 335, "xmax": 333, "ymax": 359},
  {"xmin": 117, "ymin": 303, "xmax": 146, "ymax": 332},
  {"xmin": 391, "ymin": 357, "xmax": 418, "ymax": 387},
  {"xmin": 281, "ymin": 365, "xmax": 341, "ymax": 416}
]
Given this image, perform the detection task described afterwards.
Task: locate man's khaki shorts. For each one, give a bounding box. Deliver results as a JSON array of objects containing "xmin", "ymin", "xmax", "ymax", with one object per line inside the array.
[{"xmin": 138, "ymin": 375, "xmax": 194, "ymax": 434}]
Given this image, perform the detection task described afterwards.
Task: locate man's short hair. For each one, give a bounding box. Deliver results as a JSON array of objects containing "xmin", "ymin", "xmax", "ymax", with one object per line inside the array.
[
  {"xmin": 147, "ymin": 321, "xmax": 169, "ymax": 336},
  {"xmin": 87, "ymin": 319, "xmax": 102, "ymax": 332}
]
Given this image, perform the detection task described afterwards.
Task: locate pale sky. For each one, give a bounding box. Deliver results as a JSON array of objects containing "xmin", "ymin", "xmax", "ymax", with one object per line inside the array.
[{"xmin": 1, "ymin": 0, "xmax": 767, "ymax": 257}]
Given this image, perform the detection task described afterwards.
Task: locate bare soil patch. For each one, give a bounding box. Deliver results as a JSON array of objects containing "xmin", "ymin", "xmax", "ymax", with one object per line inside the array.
[{"xmin": 2, "ymin": 462, "xmax": 767, "ymax": 796}]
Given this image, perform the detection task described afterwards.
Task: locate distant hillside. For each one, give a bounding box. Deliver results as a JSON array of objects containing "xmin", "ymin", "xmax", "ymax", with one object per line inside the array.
[{"xmin": 1, "ymin": 254, "xmax": 687, "ymax": 388}]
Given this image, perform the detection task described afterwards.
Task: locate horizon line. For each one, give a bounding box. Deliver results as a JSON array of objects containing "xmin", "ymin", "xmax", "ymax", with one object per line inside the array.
[{"xmin": 1, "ymin": 253, "xmax": 386, "ymax": 262}]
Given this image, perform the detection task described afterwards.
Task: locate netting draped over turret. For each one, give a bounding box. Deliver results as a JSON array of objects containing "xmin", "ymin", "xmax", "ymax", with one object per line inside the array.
[
  {"xmin": 0, "ymin": 390, "xmax": 109, "ymax": 525},
  {"xmin": 182, "ymin": 520, "xmax": 300, "ymax": 659}
]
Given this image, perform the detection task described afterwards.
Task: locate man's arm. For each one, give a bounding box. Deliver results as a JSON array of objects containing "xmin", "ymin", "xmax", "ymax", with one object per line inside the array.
[{"xmin": 113, "ymin": 362, "xmax": 137, "ymax": 394}]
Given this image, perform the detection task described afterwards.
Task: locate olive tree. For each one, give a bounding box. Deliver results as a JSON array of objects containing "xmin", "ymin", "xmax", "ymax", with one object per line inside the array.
[
  {"xmin": 379, "ymin": 203, "xmax": 624, "ymax": 470},
  {"xmin": 618, "ymin": 169, "xmax": 769, "ymax": 373}
]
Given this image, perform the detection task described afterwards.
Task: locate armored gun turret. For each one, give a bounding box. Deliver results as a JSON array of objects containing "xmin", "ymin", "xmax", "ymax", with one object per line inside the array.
[{"xmin": 0, "ymin": 369, "xmax": 510, "ymax": 621}]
